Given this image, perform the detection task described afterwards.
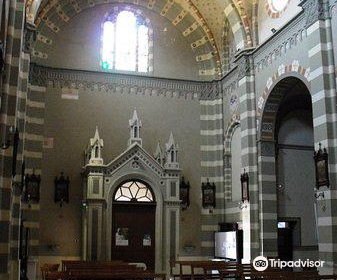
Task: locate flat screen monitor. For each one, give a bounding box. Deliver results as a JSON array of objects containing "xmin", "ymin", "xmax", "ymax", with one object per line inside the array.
[{"xmin": 214, "ymin": 231, "xmax": 237, "ymax": 260}]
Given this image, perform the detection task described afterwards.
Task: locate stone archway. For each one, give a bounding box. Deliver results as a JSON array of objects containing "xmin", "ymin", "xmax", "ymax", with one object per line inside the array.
[{"xmin": 257, "ymin": 76, "xmax": 314, "ymax": 258}]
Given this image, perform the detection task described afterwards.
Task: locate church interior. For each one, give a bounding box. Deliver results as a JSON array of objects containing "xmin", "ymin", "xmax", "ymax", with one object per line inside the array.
[{"xmin": 1, "ymin": 0, "xmax": 337, "ymax": 279}]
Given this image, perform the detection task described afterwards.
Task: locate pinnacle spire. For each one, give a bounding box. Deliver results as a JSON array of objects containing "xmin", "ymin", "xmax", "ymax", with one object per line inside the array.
[
  {"xmin": 129, "ymin": 108, "xmax": 140, "ymax": 127},
  {"xmin": 128, "ymin": 108, "xmax": 142, "ymax": 147},
  {"xmin": 166, "ymin": 132, "xmax": 176, "ymax": 150},
  {"xmin": 94, "ymin": 126, "xmax": 100, "ymax": 141}
]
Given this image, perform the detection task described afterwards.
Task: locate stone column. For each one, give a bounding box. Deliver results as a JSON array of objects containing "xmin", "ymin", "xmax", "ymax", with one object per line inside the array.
[
  {"xmin": 257, "ymin": 140, "xmax": 278, "ymax": 257},
  {"xmin": 84, "ymin": 172, "xmax": 105, "ymax": 261},
  {"xmin": 163, "ymin": 200, "xmax": 180, "ymax": 273},
  {"xmin": 301, "ymin": 0, "xmax": 337, "ymax": 273},
  {"xmin": 235, "ymin": 52, "xmax": 259, "ymax": 261},
  {"xmin": 0, "ymin": 0, "xmax": 29, "ymax": 278}
]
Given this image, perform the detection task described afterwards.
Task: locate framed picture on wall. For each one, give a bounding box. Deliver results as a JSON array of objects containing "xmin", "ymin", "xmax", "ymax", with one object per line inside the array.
[
  {"xmin": 54, "ymin": 172, "xmax": 70, "ymax": 206},
  {"xmin": 179, "ymin": 177, "xmax": 190, "ymax": 211},
  {"xmin": 115, "ymin": 228, "xmax": 129, "ymax": 246},
  {"xmin": 314, "ymin": 144, "xmax": 330, "ymax": 189},
  {"xmin": 240, "ymin": 170, "xmax": 249, "ymax": 202},
  {"xmin": 24, "ymin": 172, "xmax": 41, "ymax": 203},
  {"xmin": 202, "ymin": 180, "xmax": 215, "ymax": 208}
]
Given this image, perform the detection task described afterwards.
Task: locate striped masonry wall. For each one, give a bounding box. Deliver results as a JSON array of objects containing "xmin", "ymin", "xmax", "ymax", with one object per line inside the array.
[
  {"xmin": 9, "ymin": 50, "xmax": 30, "ymax": 280},
  {"xmin": 0, "ymin": 0, "xmax": 27, "ymax": 278},
  {"xmin": 200, "ymin": 97, "xmax": 224, "ymax": 257},
  {"xmin": 22, "ymin": 82, "xmax": 47, "ymax": 259},
  {"xmin": 305, "ymin": 0, "xmax": 337, "ymax": 272},
  {"xmin": 224, "ymin": 116, "xmax": 240, "ymax": 202},
  {"xmin": 237, "ymin": 55, "xmax": 260, "ymax": 260},
  {"xmin": 257, "ymin": 140, "xmax": 277, "ymax": 257},
  {"xmin": 256, "ymin": 63, "xmax": 311, "ymax": 258},
  {"xmin": 223, "ymin": 116, "xmax": 242, "ymax": 225}
]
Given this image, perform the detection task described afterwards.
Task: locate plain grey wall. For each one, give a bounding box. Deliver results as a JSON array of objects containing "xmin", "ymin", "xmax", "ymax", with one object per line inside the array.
[{"xmin": 277, "ymin": 110, "xmax": 317, "ymax": 248}]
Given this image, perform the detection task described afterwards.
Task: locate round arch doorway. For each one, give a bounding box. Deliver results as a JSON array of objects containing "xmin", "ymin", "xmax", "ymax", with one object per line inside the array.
[
  {"xmin": 111, "ymin": 180, "xmax": 156, "ymax": 271},
  {"xmin": 259, "ymin": 76, "xmax": 318, "ymax": 260}
]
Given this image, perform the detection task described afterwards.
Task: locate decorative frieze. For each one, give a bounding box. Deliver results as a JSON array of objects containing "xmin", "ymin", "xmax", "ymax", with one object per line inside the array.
[
  {"xmin": 29, "ymin": 64, "xmax": 214, "ymax": 100},
  {"xmin": 300, "ymin": 0, "xmax": 330, "ymax": 27},
  {"xmin": 254, "ymin": 11, "xmax": 307, "ymax": 73}
]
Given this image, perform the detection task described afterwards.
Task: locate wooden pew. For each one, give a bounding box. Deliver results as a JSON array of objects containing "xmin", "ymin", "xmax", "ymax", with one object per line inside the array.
[
  {"xmin": 62, "ymin": 261, "xmax": 125, "ymax": 272},
  {"xmin": 170, "ymin": 259, "xmax": 337, "ymax": 280},
  {"xmin": 49, "ymin": 260, "xmax": 166, "ymax": 280},
  {"xmin": 170, "ymin": 260, "xmax": 240, "ymax": 280}
]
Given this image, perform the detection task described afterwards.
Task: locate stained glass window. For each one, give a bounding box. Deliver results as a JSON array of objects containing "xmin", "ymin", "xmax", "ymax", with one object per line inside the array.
[
  {"xmin": 101, "ymin": 10, "xmax": 149, "ymax": 73},
  {"xmin": 114, "ymin": 180, "xmax": 154, "ymax": 202}
]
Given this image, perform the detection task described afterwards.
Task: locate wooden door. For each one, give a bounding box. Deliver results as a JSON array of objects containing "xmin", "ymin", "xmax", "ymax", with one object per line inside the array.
[{"xmin": 111, "ymin": 202, "xmax": 156, "ymax": 271}]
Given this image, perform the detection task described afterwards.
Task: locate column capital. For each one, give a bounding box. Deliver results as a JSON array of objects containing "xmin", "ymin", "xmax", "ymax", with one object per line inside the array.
[
  {"xmin": 235, "ymin": 52, "xmax": 254, "ymax": 80},
  {"xmin": 300, "ymin": 0, "xmax": 330, "ymax": 27}
]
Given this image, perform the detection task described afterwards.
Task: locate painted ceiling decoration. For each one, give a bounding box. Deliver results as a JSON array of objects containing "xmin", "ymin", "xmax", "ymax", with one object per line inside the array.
[{"xmin": 27, "ymin": 0, "xmax": 258, "ymax": 78}]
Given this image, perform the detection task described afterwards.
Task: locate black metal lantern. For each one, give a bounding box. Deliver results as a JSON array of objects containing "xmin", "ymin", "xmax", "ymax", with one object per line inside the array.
[
  {"xmin": 314, "ymin": 143, "xmax": 329, "ymax": 189},
  {"xmin": 180, "ymin": 177, "xmax": 190, "ymax": 211},
  {"xmin": 24, "ymin": 171, "xmax": 40, "ymax": 203},
  {"xmin": 21, "ymin": 161, "xmax": 25, "ymax": 194},
  {"xmin": 240, "ymin": 169, "xmax": 249, "ymax": 202},
  {"xmin": 54, "ymin": 172, "xmax": 70, "ymax": 207},
  {"xmin": 1, "ymin": 126, "xmax": 20, "ymax": 177},
  {"xmin": 202, "ymin": 179, "xmax": 216, "ymax": 208}
]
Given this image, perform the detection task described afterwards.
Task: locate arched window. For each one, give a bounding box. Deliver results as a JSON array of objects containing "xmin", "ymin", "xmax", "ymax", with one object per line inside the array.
[
  {"xmin": 171, "ymin": 151, "xmax": 174, "ymax": 162},
  {"xmin": 114, "ymin": 180, "xmax": 154, "ymax": 202},
  {"xmin": 101, "ymin": 9, "xmax": 149, "ymax": 73},
  {"xmin": 231, "ymin": 126, "xmax": 242, "ymax": 201},
  {"xmin": 95, "ymin": 146, "xmax": 99, "ymax": 158}
]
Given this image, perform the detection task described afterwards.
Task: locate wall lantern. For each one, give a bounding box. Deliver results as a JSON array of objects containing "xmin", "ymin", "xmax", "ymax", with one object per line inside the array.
[
  {"xmin": 1, "ymin": 126, "xmax": 19, "ymax": 177},
  {"xmin": 201, "ymin": 178, "xmax": 216, "ymax": 208},
  {"xmin": 24, "ymin": 171, "xmax": 40, "ymax": 204},
  {"xmin": 314, "ymin": 143, "xmax": 330, "ymax": 189},
  {"xmin": 240, "ymin": 169, "xmax": 249, "ymax": 202},
  {"xmin": 54, "ymin": 172, "xmax": 70, "ymax": 207},
  {"xmin": 179, "ymin": 177, "xmax": 190, "ymax": 211}
]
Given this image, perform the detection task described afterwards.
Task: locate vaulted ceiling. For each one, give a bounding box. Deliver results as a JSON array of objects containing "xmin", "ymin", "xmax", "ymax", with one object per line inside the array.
[{"xmin": 26, "ymin": 0, "xmax": 258, "ymax": 78}]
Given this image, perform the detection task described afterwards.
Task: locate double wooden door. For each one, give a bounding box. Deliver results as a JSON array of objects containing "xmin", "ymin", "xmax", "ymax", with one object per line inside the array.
[{"xmin": 111, "ymin": 202, "xmax": 156, "ymax": 271}]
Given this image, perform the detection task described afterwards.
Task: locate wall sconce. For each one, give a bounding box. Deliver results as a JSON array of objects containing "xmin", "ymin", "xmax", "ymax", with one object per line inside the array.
[
  {"xmin": 314, "ymin": 191, "xmax": 326, "ymax": 212},
  {"xmin": 314, "ymin": 143, "xmax": 329, "ymax": 189},
  {"xmin": 179, "ymin": 176, "xmax": 190, "ymax": 211},
  {"xmin": 21, "ymin": 161, "xmax": 25, "ymax": 194},
  {"xmin": 0, "ymin": 41, "xmax": 4, "ymax": 74},
  {"xmin": 54, "ymin": 172, "xmax": 69, "ymax": 207},
  {"xmin": 202, "ymin": 178, "xmax": 216, "ymax": 208},
  {"xmin": 238, "ymin": 201, "xmax": 248, "ymax": 210},
  {"xmin": 1, "ymin": 126, "xmax": 20, "ymax": 177},
  {"xmin": 24, "ymin": 170, "xmax": 40, "ymax": 205},
  {"xmin": 314, "ymin": 192, "xmax": 325, "ymax": 200},
  {"xmin": 240, "ymin": 169, "xmax": 249, "ymax": 202},
  {"xmin": 81, "ymin": 200, "xmax": 88, "ymax": 207}
]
